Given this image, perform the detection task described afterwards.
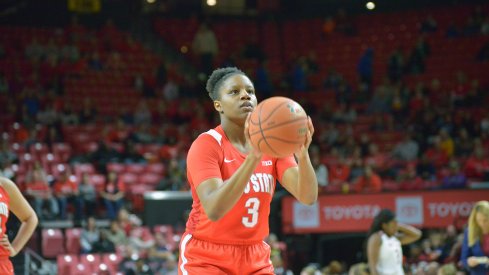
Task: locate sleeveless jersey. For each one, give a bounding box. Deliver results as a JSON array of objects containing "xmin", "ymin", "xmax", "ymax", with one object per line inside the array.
[
  {"xmin": 0, "ymin": 186, "xmax": 10, "ymax": 257},
  {"xmin": 377, "ymin": 232, "xmax": 404, "ymax": 275},
  {"xmin": 185, "ymin": 125, "xmax": 297, "ymax": 245}
]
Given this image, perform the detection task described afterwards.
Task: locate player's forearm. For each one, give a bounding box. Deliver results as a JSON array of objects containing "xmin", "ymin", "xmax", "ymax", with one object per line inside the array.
[
  {"xmin": 296, "ymin": 152, "xmax": 318, "ymax": 205},
  {"xmin": 206, "ymin": 155, "xmax": 261, "ymax": 221},
  {"xmin": 397, "ymin": 223, "xmax": 422, "ymax": 244},
  {"xmin": 11, "ymin": 214, "xmax": 38, "ymax": 256}
]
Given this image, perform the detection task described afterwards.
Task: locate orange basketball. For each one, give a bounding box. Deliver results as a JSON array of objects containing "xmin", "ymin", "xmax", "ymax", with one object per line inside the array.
[{"xmin": 248, "ymin": 96, "xmax": 308, "ymax": 158}]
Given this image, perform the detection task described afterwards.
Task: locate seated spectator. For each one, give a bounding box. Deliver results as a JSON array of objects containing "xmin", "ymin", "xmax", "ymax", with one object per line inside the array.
[
  {"xmin": 80, "ymin": 216, "xmax": 100, "ymax": 254},
  {"xmin": 78, "ymin": 172, "xmax": 97, "ymax": 218},
  {"xmin": 104, "ymin": 219, "xmax": 129, "ymax": 249},
  {"xmin": 391, "ymin": 134, "xmax": 419, "ymax": 162},
  {"xmin": 441, "ymin": 161, "xmax": 467, "ymax": 189},
  {"xmin": 416, "ymin": 153, "xmax": 437, "ymax": 181},
  {"xmin": 311, "ymin": 146, "xmax": 328, "ymax": 189},
  {"xmin": 353, "ymin": 165, "xmax": 382, "ymax": 193},
  {"xmin": 420, "ymin": 15, "xmax": 438, "ymax": 33},
  {"xmin": 25, "ymin": 163, "xmax": 59, "ymax": 220},
  {"xmin": 53, "ymin": 170, "xmax": 82, "ymax": 221},
  {"xmin": 398, "ymin": 164, "xmax": 424, "ymax": 191},
  {"xmin": 464, "ymin": 147, "xmax": 489, "ymax": 180},
  {"xmin": 120, "ymin": 140, "xmax": 145, "ymax": 164},
  {"xmin": 455, "ymin": 128, "xmax": 475, "ymax": 157},
  {"xmin": 159, "ymin": 254, "xmax": 178, "ymax": 275},
  {"xmin": 156, "ymin": 158, "xmax": 186, "ymax": 191},
  {"xmin": 425, "ymin": 138, "xmax": 449, "ymax": 168},
  {"xmin": 438, "ymin": 129, "xmax": 454, "ymax": 158},
  {"xmin": 117, "ymin": 208, "xmax": 142, "ymax": 236},
  {"xmin": 328, "ymin": 157, "xmax": 351, "ymax": 186},
  {"xmin": 100, "ymin": 171, "xmax": 125, "ymax": 219},
  {"xmin": 364, "ymin": 143, "xmax": 388, "ymax": 171}
]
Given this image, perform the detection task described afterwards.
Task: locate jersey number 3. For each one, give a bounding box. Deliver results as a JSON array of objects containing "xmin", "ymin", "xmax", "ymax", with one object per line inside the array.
[{"xmin": 242, "ymin": 197, "xmax": 260, "ymax": 228}]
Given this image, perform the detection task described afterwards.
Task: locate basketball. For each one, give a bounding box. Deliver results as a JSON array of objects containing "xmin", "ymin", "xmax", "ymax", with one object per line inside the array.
[{"xmin": 248, "ymin": 96, "xmax": 308, "ymax": 158}]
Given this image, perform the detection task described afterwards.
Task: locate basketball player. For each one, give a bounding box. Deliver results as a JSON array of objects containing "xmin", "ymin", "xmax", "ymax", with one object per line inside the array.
[
  {"xmin": 178, "ymin": 67, "xmax": 318, "ymax": 274},
  {"xmin": 0, "ymin": 176, "xmax": 38, "ymax": 274},
  {"xmin": 367, "ymin": 209, "xmax": 421, "ymax": 275}
]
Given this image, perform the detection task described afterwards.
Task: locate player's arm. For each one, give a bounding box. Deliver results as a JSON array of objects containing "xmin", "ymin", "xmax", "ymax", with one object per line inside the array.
[
  {"xmin": 280, "ymin": 117, "xmax": 318, "ymax": 205},
  {"xmin": 396, "ymin": 223, "xmax": 422, "ymax": 245},
  {"xmin": 367, "ymin": 233, "xmax": 381, "ymax": 275},
  {"xmin": 197, "ymin": 153, "xmax": 261, "ymax": 221},
  {"xmin": 195, "ymin": 119, "xmax": 263, "ymax": 221},
  {"xmin": 0, "ymin": 177, "xmax": 38, "ymax": 257}
]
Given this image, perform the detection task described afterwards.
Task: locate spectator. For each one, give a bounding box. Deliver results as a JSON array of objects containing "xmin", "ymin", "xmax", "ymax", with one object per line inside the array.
[
  {"xmin": 100, "ymin": 171, "xmax": 125, "ymax": 219},
  {"xmin": 254, "ymin": 60, "xmax": 273, "ymax": 99},
  {"xmin": 104, "ymin": 219, "xmax": 129, "ymax": 249},
  {"xmin": 461, "ymin": 200, "xmax": 489, "ymax": 275},
  {"xmin": 78, "ymin": 172, "xmax": 97, "ymax": 218},
  {"xmin": 420, "ymin": 15, "xmax": 438, "ymax": 33},
  {"xmin": 192, "ymin": 22, "xmax": 219, "ymax": 75},
  {"xmin": 353, "ymin": 165, "xmax": 382, "ymax": 193},
  {"xmin": 53, "ymin": 171, "xmax": 83, "ymax": 221},
  {"xmin": 79, "ymin": 98, "xmax": 97, "ymax": 124},
  {"xmin": 80, "ymin": 216, "xmax": 100, "ymax": 254},
  {"xmin": 441, "ymin": 160, "xmax": 467, "ymax": 189},
  {"xmin": 416, "ymin": 153, "xmax": 437, "ymax": 181},
  {"xmin": 438, "ymin": 129, "xmax": 454, "ymax": 158},
  {"xmin": 322, "ymin": 16, "xmax": 336, "ymax": 37},
  {"xmin": 455, "ymin": 128, "xmax": 475, "ymax": 157},
  {"xmin": 391, "ymin": 134, "xmax": 419, "ymax": 162},
  {"xmin": 25, "ymin": 163, "xmax": 59, "ymax": 220},
  {"xmin": 311, "ymin": 148, "xmax": 328, "ymax": 189},
  {"xmin": 358, "ymin": 48, "xmax": 374, "ymax": 89},
  {"xmin": 87, "ymin": 51, "xmax": 104, "ymax": 71}
]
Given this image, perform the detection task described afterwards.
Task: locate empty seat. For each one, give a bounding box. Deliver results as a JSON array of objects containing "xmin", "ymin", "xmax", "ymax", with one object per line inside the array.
[
  {"xmin": 42, "ymin": 228, "xmax": 65, "ymax": 258},
  {"xmin": 65, "ymin": 228, "xmax": 82, "ymax": 254},
  {"xmin": 79, "ymin": 253, "xmax": 101, "ymax": 273},
  {"xmin": 57, "ymin": 254, "xmax": 78, "ymax": 275}
]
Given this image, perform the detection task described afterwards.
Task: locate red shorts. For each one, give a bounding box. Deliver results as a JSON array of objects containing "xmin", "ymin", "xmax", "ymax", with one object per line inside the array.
[
  {"xmin": 0, "ymin": 258, "xmax": 13, "ymax": 275},
  {"xmin": 178, "ymin": 232, "xmax": 274, "ymax": 275}
]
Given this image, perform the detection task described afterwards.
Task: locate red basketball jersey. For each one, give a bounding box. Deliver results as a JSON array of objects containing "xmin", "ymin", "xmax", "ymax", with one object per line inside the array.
[
  {"xmin": 185, "ymin": 125, "xmax": 297, "ymax": 245},
  {"xmin": 0, "ymin": 186, "xmax": 10, "ymax": 257}
]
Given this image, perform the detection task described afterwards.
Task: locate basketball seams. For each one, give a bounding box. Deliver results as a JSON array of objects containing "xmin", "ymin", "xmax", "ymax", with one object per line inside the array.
[
  {"xmin": 249, "ymin": 117, "xmax": 307, "ymax": 136},
  {"xmin": 249, "ymin": 97, "xmax": 290, "ymax": 126}
]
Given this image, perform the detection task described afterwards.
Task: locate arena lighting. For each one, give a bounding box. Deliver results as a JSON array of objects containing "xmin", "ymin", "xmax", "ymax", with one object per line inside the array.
[
  {"xmin": 366, "ymin": 1, "xmax": 376, "ymax": 10},
  {"xmin": 146, "ymin": 0, "xmax": 156, "ymax": 4},
  {"xmin": 207, "ymin": 0, "xmax": 217, "ymax": 7}
]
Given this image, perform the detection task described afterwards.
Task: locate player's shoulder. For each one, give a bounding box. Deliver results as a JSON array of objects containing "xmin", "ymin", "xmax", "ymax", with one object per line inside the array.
[{"xmin": 192, "ymin": 127, "xmax": 224, "ymax": 147}]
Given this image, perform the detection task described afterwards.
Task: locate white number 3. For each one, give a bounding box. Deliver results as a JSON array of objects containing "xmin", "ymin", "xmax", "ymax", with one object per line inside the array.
[{"xmin": 242, "ymin": 197, "xmax": 260, "ymax": 228}]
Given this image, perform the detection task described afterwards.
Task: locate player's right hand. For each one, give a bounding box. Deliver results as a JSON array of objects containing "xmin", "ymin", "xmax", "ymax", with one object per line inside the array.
[{"xmin": 244, "ymin": 113, "xmax": 262, "ymax": 159}]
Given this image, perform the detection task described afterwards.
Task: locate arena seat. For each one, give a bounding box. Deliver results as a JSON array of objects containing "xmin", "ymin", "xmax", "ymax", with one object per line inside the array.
[{"xmin": 42, "ymin": 228, "xmax": 65, "ymax": 258}]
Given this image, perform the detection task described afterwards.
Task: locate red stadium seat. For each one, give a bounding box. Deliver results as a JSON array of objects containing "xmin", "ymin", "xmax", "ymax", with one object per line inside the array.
[
  {"xmin": 145, "ymin": 163, "xmax": 166, "ymax": 175},
  {"xmin": 74, "ymin": 163, "xmax": 96, "ymax": 177},
  {"xmin": 79, "ymin": 253, "xmax": 101, "ymax": 273},
  {"xmin": 102, "ymin": 253, "xmax": 123, "ymax": 274},
  {"xmin": 107, "ymin": 163, "xmax": 125, "ymax": 174},
  {"xmin": 125, "ymin": 164, "xmax": 145, "ymax": 175},
  {"xmin": 42, "ymin": 228, "xmax": 65, "ymax": 258},
  {"xmin": 139, "ymin": 173, "xmax": 161, "ymax": 187},
  {"xmin": 65, "ymin": 228, "xmax": 82, "ymax": 254},
  {"xmin": 57, "ymin": 254, "xmax": 78, "ymax": 275}
]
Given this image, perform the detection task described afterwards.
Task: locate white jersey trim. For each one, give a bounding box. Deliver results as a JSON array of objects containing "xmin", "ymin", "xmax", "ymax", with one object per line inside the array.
[{"xmin": 203, "ymin": 129, "xmax": 223, "ymax": 146}]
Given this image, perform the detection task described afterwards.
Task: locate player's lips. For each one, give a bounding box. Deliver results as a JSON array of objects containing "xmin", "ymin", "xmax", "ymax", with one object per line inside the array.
[{"xmin": 240, "ymin": 102, "xmax": 254, "ymax": 111}]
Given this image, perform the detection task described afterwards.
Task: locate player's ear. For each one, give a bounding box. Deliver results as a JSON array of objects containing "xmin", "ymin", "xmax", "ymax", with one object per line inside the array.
[{"xmin": 214, "ymin": 100, "xmax": 223, "ymax": 113}]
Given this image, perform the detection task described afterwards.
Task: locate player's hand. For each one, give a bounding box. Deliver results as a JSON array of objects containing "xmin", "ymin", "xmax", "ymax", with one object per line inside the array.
[
  {"xmin": 295, "ymin": 116, "xmax": 314, "ymax": 158},
  {"xmin": 467, "ymin": 256, "xmax": 488, "ymax": 267},
  {"xmin": 0, "ymin": 233, "xmax": 17, "ymax": 257},
  {"xmin": 245, "ymin": 113, "xmax": 262, "ymax": 159}
]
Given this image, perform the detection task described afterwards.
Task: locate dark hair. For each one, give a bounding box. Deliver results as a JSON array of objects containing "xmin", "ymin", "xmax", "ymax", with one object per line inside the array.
[
  {"xmin": 367, "ymin": 208, "xmax": 396, "ymax": 237},
  {"xmin": 206, "ymin": 67, "xmax": 245, "ymax": 100}
]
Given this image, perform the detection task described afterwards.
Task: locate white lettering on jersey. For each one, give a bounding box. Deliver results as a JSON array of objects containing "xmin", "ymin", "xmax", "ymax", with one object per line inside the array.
[
  {"xmin": 0, "ymin": 202, "xmax": 8, "ymax": 217},
  {"xmin": 262, "ymin": 160, "xmax": 272, "ymax": 166},
  {"xmin": 244, "ymin": 173, "xmax": 274, "ymax": 195}
]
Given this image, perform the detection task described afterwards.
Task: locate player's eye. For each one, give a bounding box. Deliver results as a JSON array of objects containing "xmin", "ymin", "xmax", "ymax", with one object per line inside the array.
[
  {"xmin": 230, "ymin": 90, "xmax": 239, "ymax": 95},
  {"xmin": 247, "ymin": 89, "xmax": 255, "ymax": 95}
]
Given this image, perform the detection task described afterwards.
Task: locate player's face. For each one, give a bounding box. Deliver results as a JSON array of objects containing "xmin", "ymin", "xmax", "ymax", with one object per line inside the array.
[
  {"xmin": 475, "ymin": 212, "xmax": 489, "ymax": 232},
  {"xmin": 215, "ymin": 74, "xmax": 257, "ymax": 119},
  {"xmin": 382, "ymin": 219, "xmax": 398, "ymax": 236}
]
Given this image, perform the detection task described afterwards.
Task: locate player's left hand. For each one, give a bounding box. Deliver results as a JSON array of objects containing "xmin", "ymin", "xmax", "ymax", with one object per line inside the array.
[
  {"xmin": 0, "ymin": 233, "xmax": 17, "ymax": 257},
  {"xmin": 295, "ymin": 116, "xmax": 314, "ymax": 158}
]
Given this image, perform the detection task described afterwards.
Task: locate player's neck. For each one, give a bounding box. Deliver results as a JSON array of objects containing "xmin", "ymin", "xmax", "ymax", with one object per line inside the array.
[{"xmin": 221, "ymin": 120, "xmax": 249, "ymax": 152}]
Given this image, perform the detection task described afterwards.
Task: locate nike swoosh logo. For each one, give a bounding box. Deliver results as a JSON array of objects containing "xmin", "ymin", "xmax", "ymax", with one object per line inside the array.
[{"xmin": 224, "ymin": 158, "xmax": 235, "ymax": 163}]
